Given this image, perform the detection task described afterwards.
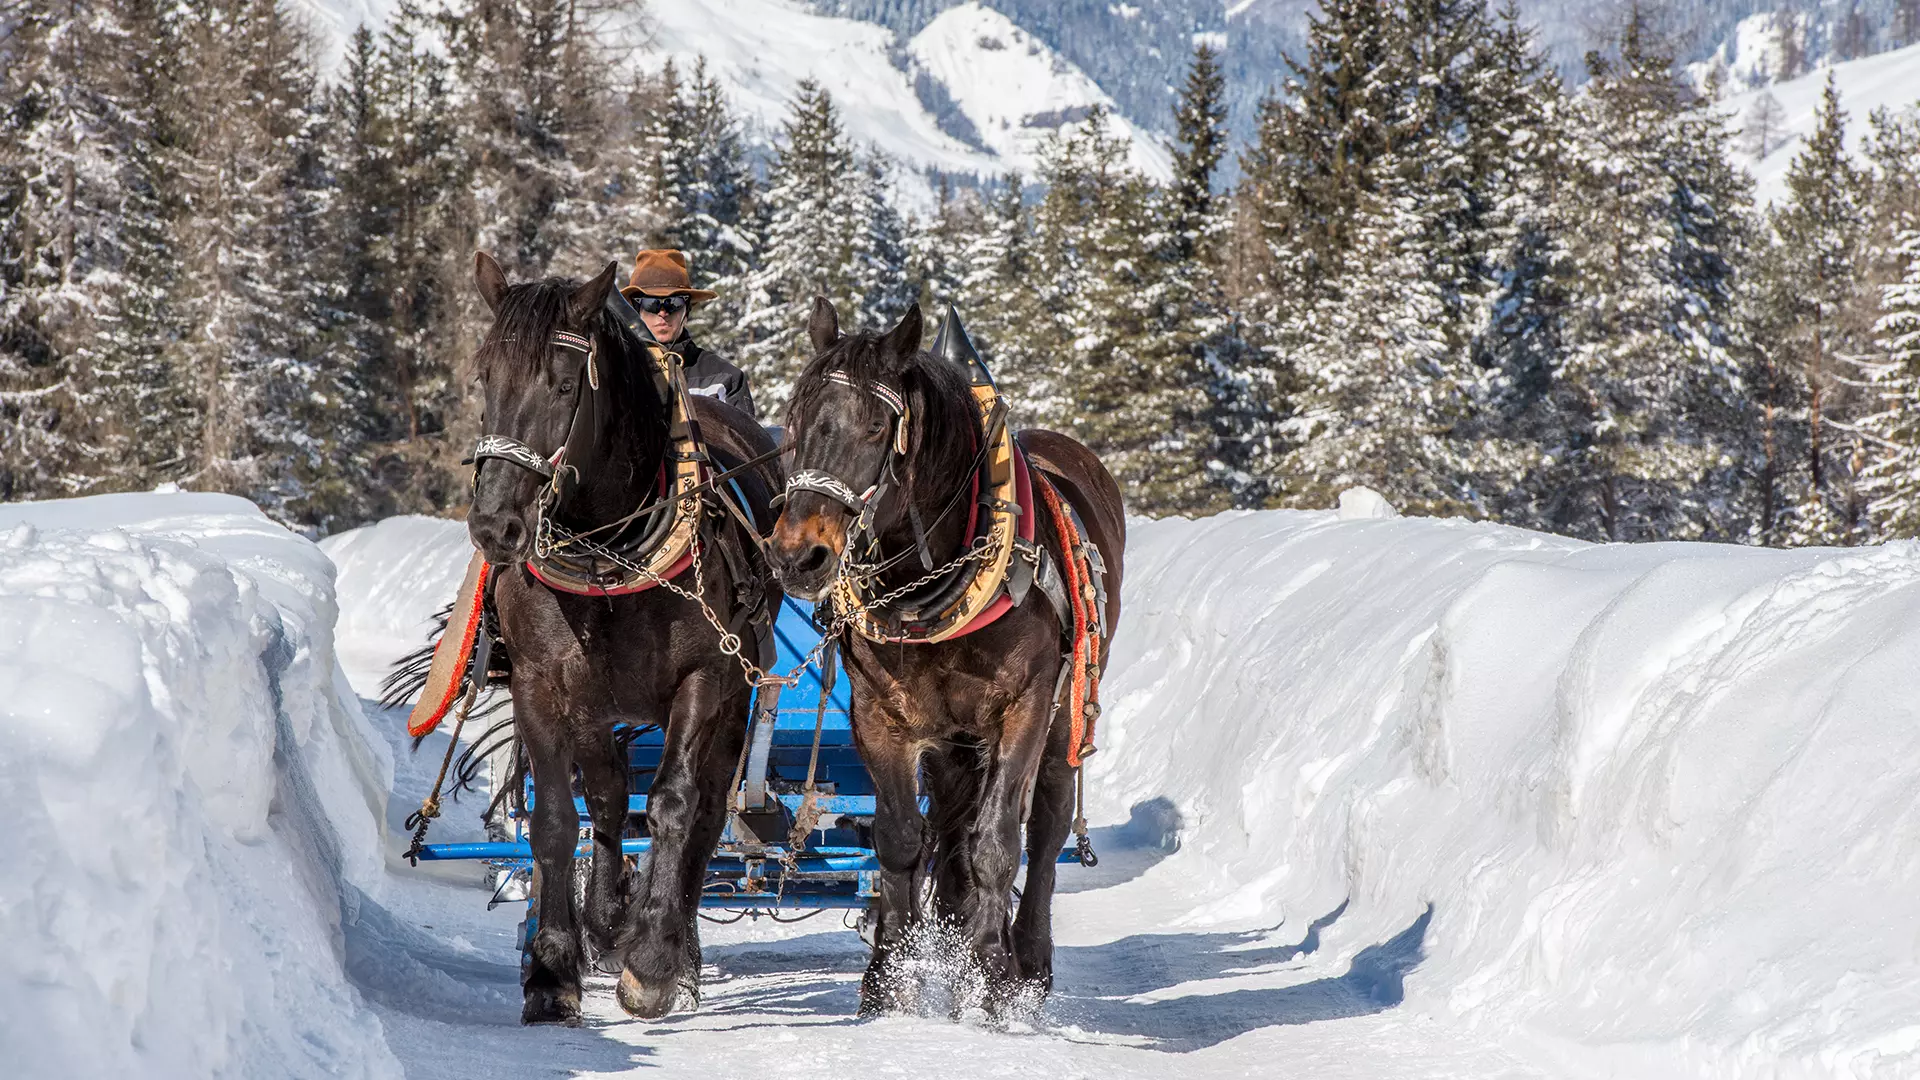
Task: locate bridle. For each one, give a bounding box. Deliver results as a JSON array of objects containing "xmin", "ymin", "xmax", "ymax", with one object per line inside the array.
[
  {"xmin": 779, "ymin": 370, "xmax": 910, "ymax": 539},
  {"xmin": 469, "ymin": 327, "xmax": 602, "ymax": 510},
  {"xmin": 782, "ymin": 364, "xmax": 1002, "ymax": 583}
]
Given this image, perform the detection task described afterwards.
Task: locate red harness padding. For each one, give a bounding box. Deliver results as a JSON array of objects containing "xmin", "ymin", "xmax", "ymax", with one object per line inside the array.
[
  {"xmin": 408, "ymin": 554, "xmax": 490, "ymax": 738},
  {"xmin": 1034, "ymin": 472, "xmax": 1101, "ymax": 767}
]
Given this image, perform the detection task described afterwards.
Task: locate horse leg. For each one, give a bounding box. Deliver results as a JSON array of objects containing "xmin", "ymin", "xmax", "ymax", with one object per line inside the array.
[
  {"xmin": 616, "ymin": 671, "xmax": 743, "ymax": 1019},
  {"xmin": 856, "ymin": 726, "xmax": 929, "ymax": 1015},
  {"xmin": 520, "ymin": 714, "xmax": 587, "ymax": 1025},
  {"xmin": 576, "ymin": 724, "xmax": 631, "ymax": 972},
  {"xmin": 924, "ymin": 738, "xmax": 983, "ymax": 925},
  {"xmin": 1012, "ymin": 703, "xmax": 1075, "ymax": 997},
  {"xmin": 962, "ymin": 683, "xmax": 1053, "ymax": 1003}
]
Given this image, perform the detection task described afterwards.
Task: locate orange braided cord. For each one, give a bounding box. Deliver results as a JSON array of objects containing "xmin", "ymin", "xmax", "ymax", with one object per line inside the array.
[{"xmin": 1037, "ymin": 476, "xmax": 1096, "ymax": 767}]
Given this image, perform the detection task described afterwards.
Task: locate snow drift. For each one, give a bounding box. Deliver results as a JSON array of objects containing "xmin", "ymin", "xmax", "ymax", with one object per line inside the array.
[
  {"xmin": 0, "ymin": 493, "xmax": 400, "ymax": 1078},
  {"xmin": 1091, "ymin": 509, "xmax": 1920, "ymax": 1076}
]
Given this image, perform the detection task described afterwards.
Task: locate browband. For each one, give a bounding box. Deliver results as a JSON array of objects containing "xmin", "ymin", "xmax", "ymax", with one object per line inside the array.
[{"xmin": 826, "ymin": 370, "xmax": 905, "ymax": 416}]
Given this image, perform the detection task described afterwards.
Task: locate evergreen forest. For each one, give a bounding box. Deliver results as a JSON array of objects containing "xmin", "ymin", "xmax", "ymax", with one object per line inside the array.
[{"xmin": 4, "ymin": 0, "xmax": 1920, "ymax": 546}]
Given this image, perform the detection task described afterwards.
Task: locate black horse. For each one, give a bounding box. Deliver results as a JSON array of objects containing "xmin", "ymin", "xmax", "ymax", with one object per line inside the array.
[
  {"xmin": 768, "ymin": 299, "xmax": 1126, "ymax": 1012},
  {"xmin": 465, "ymin": 252, "xmax": 780, "ymax": 1025}
]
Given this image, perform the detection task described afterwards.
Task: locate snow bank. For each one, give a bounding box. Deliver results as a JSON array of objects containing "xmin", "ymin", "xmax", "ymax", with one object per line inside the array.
[
  {"xmin": 0, "ymin": 493, "xmax": 399, "ymax": 1078},
  {"xmin": 1091, "ymin": 509, "xmax": 1920, "ymax": 1077},
  {"xmin": 319, "ymin": 513, "xmax": 477, "ymax": 695}
]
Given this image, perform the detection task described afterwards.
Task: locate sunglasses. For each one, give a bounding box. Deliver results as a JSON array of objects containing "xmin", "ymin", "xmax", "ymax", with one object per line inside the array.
[{"xmin": 633, "ymin": 294, "xmax": 690, "ymax": 316}]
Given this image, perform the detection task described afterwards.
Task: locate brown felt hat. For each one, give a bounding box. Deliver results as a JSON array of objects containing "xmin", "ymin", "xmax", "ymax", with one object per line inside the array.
[{"xmin": 621, "ymin": 249, "xmax": 717, "ymax": 304}]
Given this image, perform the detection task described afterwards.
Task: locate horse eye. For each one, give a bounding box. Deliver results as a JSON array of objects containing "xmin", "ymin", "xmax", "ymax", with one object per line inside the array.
[
  {"xmin": 867, "ymin": 419, "xmax": 887, "ymax": 438},
  {"xmin": 558, "ymin": 379, "xmax": 575, "ymax": 395}
]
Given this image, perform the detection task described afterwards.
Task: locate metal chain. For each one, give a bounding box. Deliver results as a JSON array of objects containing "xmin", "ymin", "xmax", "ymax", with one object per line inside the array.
[
  {"xmin": 841, "ymin": 534, "xmax": 995, "ymax": 618},
  {"xmin": 538, "ymin": 496, "xmax": 766, "ymax": 686},
  {"xmin": 537, "ymin": 495, "xmax": 855, "ymax": 693}
]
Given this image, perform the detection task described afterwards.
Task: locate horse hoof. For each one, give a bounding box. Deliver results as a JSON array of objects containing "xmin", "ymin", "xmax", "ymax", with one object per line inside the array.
[
  {"xmin": 593, "ymin": 953, "xmax": 626, "ymax": 976},
  {"xmin": 522, "ymin": 986, "xmax": 582, "ymax": 1026},
  {"xmin": 616, "ymin": 968, "xmax": 676, "ymax": 1019}
]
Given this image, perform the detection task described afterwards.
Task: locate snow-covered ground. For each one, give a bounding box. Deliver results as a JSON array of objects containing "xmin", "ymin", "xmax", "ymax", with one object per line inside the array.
[
  {"xmin": 1719, "ymin": 41, "xmax": 1920, "ymax": 207},
  {"xmin": 14, "ymin": 492, "xmax": 1920, "ymax": 1075}
]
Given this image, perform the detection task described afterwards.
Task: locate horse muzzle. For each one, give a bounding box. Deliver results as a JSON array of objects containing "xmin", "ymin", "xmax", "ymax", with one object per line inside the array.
[
  {"xmin": 469, "ymin": 508, "xmax": 535, "ymax": 566},
  {"xmin": 769, "ymin": 511, "xmax": 845, "ymax": 602}
]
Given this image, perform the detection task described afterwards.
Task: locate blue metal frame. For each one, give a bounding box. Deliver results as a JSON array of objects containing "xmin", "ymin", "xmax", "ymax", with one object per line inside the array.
[{"xmin": 418, "ymin": 597, "xmax": 1078, "ymax": 911}]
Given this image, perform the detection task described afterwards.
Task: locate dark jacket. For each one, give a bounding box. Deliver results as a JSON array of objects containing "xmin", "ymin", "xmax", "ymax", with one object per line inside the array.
[{"xmin": 669, "ymin": 334, "xmax": 757, "ymax": 419}]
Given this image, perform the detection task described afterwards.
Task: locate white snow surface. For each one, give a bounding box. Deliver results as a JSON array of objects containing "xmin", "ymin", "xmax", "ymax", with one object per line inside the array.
[
  {"xmin": 1718, "ymin": 42, "xmax": 1920, "ymax": 208},
  {"xmin": 635, "ymin": 0, "xmax": 999, "ymax": 182},
  {"xmin": 906, "ymin": 2, "xmax": 1173, "ymax": 181},
  {"xmin": 0, "ymin": 493, "xmax": 400, "ymax": 1078},
  {"xmin": 311, "ymin": 506, "xmax": 1920, "ymax": 1076},
  {"xmin": 320, "ymin": 513, "xmax": 477, "ymax": 691}
]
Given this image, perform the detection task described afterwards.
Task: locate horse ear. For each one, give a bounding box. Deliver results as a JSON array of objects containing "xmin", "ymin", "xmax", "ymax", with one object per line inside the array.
[
  {"xmin": 474, "ymin": 251, "xmax": 509, "ymax": 314},
  {"xmin": 569, "ymin": 261, "xmax": 620, "ymax": 327},
  {"xmin": 880, "ymin": 303, "xmax": 923, "ymax": 369},
  {"xmin": 808, "ymin": 297, "xmax": 841, "ymax": 355}
]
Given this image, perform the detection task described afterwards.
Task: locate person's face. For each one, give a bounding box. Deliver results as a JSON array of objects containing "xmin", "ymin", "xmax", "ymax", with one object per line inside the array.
[{"xmin": 640, "ymin": 298, "xmax": 689, "ymax": 342}]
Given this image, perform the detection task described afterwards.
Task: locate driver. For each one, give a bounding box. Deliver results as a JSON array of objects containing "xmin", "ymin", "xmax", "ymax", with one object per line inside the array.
[{"xmin": 622, "ymin": 248, "xmax": 757, "ymax": 419}]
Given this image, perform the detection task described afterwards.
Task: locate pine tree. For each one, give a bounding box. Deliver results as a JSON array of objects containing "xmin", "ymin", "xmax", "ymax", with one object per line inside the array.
[
  {"xmin": 1757, "ymin": 74, "xmax": 1870, "ymax": 544},
  {"xmin": 1542, "ymin": 10, "xmax": 1757, "ymax": 541},
  {"xmin": 1162, "ymin": 43, "xmax": 1239, "ymax": 511},
  {"xmin": 1022, "ymin": 110, "xmax": 1217, "ymax": 513},
  {"xmin": 160, "ymin": 0, "xmax": 352, "ymax": 526},
  {"xmin": 848, "ymin": 154, "xmax": 915, "ymax": 332},
  {"xmin": 908, "ymin": 174, "xmax": 977, "ymax": 315},
  {"xmin": 1857, "ymin": 229, "xmax": 1920, "ymax": 538},
  {"xmin": 1229, "ymin": 0, "xmax": 1403, "ymax": 498},
  {"xmin": 1280, "ymin": 183, "xmax": 1460, "ymax": 511},
  {"xmin": 0, "ymin": 0, "xmax": 172, "ymax": 497},
  {"xmin": 442, "ymin": 0, "xmax": 614, "ymax": 280},
  {"xmin": 1462, "ymin": 0, "xmax": 1574, "ymax": 528},
  {"xmin": 321, "ymin": 0, "xmax": 468, "ymax": 520},
  {"xmin": 742, "ymin": 80, "xmax": 870, "ymax": 414},
  {"xmin": 953, "ymin": 174, "xmax": 1036, "ymax": 377},
  {"xmin": 658, "ymin": 58, "xmax": 761, "ymax": 360}
]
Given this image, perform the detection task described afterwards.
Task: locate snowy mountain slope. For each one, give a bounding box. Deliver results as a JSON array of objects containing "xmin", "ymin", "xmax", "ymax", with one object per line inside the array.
[
  {"xmin": 316, "ymin": 498, "xmax": 1920, "ymax": 1076},
  {"xmin": 292, "ymin": 0, "xmax": 1172, "ymax": 188},
  {"xmin": 635, "ymin": 0, "xmax": 1005, "ymax": 181},
  {"xmin": 0, "ymin": 493, "xmax": 399, "ymax": 1078},
  {"xmin": 906, "ymin": 3, "xmax": 1172, "ymax": 181},
  {"xmin": 1718, "ymin": 41, "xmax": 1920, "ymax": 206}
]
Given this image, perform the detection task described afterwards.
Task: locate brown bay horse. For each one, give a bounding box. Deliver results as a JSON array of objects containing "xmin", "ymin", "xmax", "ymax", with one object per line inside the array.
[
  {"xmin": 768, "ymin": 299, "xmax": 1125, "ymax": 1012},
  {"xmin": 465, "ymin": 252, "xmax": 780, "ymax": 1024}
]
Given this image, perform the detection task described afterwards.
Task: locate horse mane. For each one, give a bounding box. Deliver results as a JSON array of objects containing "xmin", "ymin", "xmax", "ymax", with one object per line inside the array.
[{"xmin": 792, "ymin": 328, "xmax": 978, "ymax": 504}]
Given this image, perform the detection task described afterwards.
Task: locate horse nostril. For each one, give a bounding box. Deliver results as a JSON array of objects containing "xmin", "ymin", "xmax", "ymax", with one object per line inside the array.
[
  {"xmin": 474, "ymin": 515, "xmax": 529, "ymax": 561},
  {"xmin": 796, "ymin": 544, "xmax": 830, "ymax": 576},
  {"xmin": 499, "ymin": 518, "xmax": 526, "ymax": 554}
]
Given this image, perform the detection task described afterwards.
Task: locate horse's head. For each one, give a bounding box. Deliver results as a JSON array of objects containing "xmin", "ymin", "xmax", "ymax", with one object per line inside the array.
[
  {"xmin": 773, "ymin": 298, "xmax": 979, "ymax": 601},
  {"xmin": 467, "ymin": 251, "xmax": 657, "ymax": 565}
]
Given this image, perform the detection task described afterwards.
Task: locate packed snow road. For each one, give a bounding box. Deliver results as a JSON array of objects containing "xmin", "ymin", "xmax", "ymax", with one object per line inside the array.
[{"xmin": 7, "ymin": 492, "xmax": 1920, "ymax": 1076}]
